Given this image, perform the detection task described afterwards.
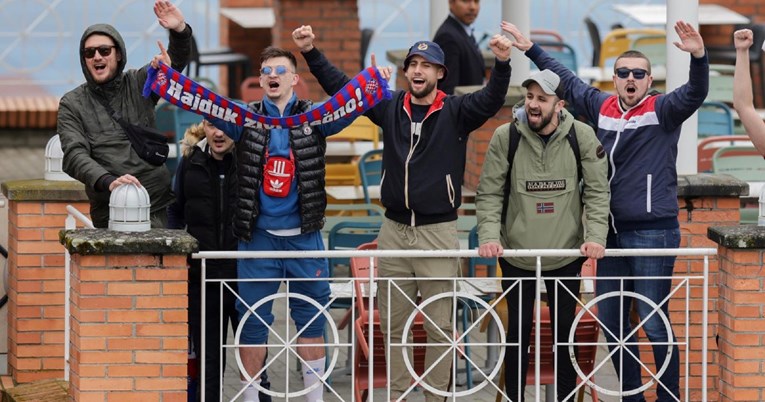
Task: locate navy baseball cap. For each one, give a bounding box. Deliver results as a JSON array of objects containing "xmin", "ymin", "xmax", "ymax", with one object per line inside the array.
[{"xmin": 403, "ymin": 41, "xmax": 448, "ymax": 79}]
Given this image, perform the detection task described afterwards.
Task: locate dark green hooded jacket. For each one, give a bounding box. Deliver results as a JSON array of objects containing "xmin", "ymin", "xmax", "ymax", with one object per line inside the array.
[{"xmin": 57, "ymin": 23, "xmax": 192, "ymax": 227}]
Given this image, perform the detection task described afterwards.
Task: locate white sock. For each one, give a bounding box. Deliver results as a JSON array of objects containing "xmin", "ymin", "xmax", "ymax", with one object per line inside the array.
[
  {"xmin": 241, "ymin": 379, "xmax": 261, "ymax": 402},
  {"xmin": 302, "ymin": 357, "xmax": 326, "ymax": 402}
]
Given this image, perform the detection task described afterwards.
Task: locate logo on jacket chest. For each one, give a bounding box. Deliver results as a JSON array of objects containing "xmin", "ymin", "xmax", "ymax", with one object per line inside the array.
[{"xmin": 525, "ymin": 180, "xmax": 566, "ymax": 192}]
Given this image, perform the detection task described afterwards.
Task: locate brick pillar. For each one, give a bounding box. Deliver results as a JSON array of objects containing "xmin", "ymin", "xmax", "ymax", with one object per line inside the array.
[
  {"xmin": 1, "ymin": 179, "xmax": 88, "ymax": 384},
  {"xmin": 666, "ymin": 174, "xmax": 748, "ymax": 401},
  {"xmin": 708, "ymin": 225, "xmax": 765, "ymax": 402},
  {"xmin": 60, "ymin": 229, "xmax": 197, "ymax": 401}
]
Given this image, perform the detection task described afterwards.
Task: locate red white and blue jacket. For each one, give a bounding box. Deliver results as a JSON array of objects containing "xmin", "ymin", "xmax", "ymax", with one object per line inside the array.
[{"xmin": 526, "ymin": 44, "xmax": 709, "ymax": 233}]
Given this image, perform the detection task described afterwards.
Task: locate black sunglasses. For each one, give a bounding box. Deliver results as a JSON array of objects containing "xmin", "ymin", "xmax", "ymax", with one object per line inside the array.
[
  {"xmin": 83, "ymin": 45, "xmax": 116, "ymax": 59},
  {"xmin": 615, "ymin": 67, "xmax": 648, "ymax": 80}
]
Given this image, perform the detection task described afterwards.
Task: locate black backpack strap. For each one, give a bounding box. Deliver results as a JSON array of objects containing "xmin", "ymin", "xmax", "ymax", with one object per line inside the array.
[
  {"xmin": 500, "ymin": 123, "xmax": 521, "ymax": 225},
  {"xmin": 566, "ymin": 123, "xmax": 582, "ymax": 185}
]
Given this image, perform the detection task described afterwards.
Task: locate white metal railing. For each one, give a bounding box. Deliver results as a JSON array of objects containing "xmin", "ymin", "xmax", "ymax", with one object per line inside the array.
[
  {"xmin": 64, "ymin": 205, "xmax": 94, "ymax": 381},
  {"xmin": 194, "ymin": 247, "xmax": 715, "ymax": 402}
]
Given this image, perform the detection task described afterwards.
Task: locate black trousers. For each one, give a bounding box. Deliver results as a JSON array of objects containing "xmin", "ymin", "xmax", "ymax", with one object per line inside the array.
[
  {"xmin": 500, "ymin": 258, "xmax": 584, "ymax": 402},
  {"xmin": 189, "ymin": 265, "xmax": 271, "ymax": 402}
]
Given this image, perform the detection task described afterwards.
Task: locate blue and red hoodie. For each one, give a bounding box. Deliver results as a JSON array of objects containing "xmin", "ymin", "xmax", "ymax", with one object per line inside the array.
[{"xmin": 525, "ymin": 43, "xmax": 709, "ymax": 233}]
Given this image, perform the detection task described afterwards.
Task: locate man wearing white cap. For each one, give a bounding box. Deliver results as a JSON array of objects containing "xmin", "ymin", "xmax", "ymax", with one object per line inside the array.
[{"xmin": 476, "ymin": 69, "xmax": 609, "ymax": 401}]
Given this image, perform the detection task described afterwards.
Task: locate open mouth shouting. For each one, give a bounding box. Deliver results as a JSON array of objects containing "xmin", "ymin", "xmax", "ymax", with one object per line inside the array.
[
  {"xmin": 625, "ymin": 82, "xmax": 637, "ymax": 96},
  {"xmin": 411, "ymin": 77, "xmax": 426, "ymax": 91}
]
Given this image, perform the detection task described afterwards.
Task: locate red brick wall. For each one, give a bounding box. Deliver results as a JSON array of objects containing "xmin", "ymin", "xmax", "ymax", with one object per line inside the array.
[
  {"xmin": 68, "ymin": 253, "xmax": 189, "ymax": 401},
  {"xmin": 220, "ymin": 0, "xmax": 361, "ymax": 101},
  {"xmin": 6, "ymin": 199, "xmax": 89, "ymax": 384},
  {"xmin": 464, "ymin": 105, "xmax": 513, "ymax": 191},
  {"xmin": 716, "ymin": 242, "xmax": 765, "ymax": 401}
]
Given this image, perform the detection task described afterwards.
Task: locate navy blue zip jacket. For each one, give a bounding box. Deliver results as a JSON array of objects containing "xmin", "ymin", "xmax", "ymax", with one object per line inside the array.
[
  {"xmin": 525, "ymin": 44, "xmax": 708, "ymax": 233},
  {"xmin": 302, "ymin": 47, "xmax": 510, "ymax": 226}
]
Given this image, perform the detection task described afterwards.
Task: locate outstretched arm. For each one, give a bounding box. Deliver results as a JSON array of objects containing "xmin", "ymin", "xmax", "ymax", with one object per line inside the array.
[
  {"xmin": 153, "ymin": 0, "xmax": 191, "ymax": 73},
  {"xmin": 502, "ymin": 21, "xmax": 607, "ymax": 124},
  {"xmin": 733, "ymin": 29, "xmax": 765, "ymax": 154},
  {"xmin": 154, "ymin": 0, "xmax": 186, "ymax": 33},
  {"xmin": 294, "ymin": 25, "xmax": 349, "ymax": 95},
  {"xmin": 656, "ymin": 21, "xmax": 709, "ymax": 131}
]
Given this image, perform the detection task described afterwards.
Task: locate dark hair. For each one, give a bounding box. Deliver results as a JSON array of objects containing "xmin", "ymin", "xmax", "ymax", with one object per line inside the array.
[
  {"xmin": 260, "ymin": 46, "xmax": 298, "ymax": 71},
  {"xmin": 614, "ymin": 50, "xmax": 651, "ymax": 75}
]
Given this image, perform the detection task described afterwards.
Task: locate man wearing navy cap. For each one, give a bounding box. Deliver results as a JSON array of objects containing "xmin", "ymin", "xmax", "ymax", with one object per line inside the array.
[{"xmin": 293, "ymin": 25, "xmax": 512, "ymax": 401}]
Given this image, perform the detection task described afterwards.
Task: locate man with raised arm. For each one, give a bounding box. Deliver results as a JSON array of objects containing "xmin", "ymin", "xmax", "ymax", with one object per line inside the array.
[
  {"xmin": 502, "ymin": 21, "xmax": 708, "ymax": 402},
  {"xmin": 733, "ymin": 28, "xmax": 765, "ymax": 153},
  {"xmin": 293, "ymin": 24, "xmax": 511, "ymax": 401},
  {"xmin": 58, "ymin": 0, "xmax": 192, "ymax": 228}
]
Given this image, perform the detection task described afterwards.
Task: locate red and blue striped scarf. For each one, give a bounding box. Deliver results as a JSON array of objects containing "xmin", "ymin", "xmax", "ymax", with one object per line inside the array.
[{"xmin": 143, "ymin": 62, "xmax": 391, "ymax": 129}]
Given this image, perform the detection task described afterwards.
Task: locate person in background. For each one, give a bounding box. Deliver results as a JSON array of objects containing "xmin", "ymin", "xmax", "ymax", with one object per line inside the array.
[
  {"xmin": 476, "ymin": 69, "xmax": 609, "ymax": 401},
  {"xmin": 167, "ymin": 121, "xmax": 271, "ymax": 402},
  {"xmin": 733, "ymin": 28, "xmax": 765, "ymax": 153},
  {"xmin": 58, "ymin": 0, "xmax": 191, "ymax": 228},
  {"xmin": 502, "ymin": 20, "xmax": 708, "ymax": 401},
  {"xmin": 433, "ymin": 0, "xmax": 485, "ymax": 94},
  {"xmin": 294, "ymin": 23, "xmax": 511, "ymax": 402}
]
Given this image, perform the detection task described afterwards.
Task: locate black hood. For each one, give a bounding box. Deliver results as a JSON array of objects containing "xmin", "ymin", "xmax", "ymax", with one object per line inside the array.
[{"xmin": 79, "ymin": 23, "xmax": 127, "ymax": 88}]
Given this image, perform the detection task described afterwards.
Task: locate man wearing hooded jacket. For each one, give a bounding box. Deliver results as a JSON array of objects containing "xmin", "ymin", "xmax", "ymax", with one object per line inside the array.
[{"xmin": 57, "ymin": 0, "xmax": 192, "ymax": 228}]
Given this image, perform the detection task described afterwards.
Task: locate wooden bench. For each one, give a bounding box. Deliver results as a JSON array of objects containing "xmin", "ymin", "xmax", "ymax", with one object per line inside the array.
[{"xmin": 0, "ymin": 96, "xmax": 60, "ymax": 129}]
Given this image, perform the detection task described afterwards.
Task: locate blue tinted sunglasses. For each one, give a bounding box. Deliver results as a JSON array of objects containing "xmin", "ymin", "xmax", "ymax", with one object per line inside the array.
[
  {"xmin": 260, "ymin": 65, "xmax": 290, "ymax": 76},
  {"xmin": 615, "ymin": 67, "xmax": 648, "ymax": 80}
]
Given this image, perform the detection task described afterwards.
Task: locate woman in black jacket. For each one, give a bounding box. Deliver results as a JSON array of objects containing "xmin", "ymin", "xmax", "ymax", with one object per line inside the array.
[{"xmin": 168, "ymin": 119, "xmax": 271, "ymax": 401}]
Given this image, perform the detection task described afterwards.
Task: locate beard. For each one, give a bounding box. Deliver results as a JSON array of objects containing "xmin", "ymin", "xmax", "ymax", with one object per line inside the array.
[
  {"xmin": 527, "ymin": 107, "xmax": 555, "ymax": 132},
  {"xmin": 409, "ymin": 79, "xmax": 437, "ymax": 100}
]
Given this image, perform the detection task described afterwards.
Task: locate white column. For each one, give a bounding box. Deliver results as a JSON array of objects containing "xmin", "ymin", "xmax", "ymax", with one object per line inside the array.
[
  {"xmin": 430, "ymin": 0, "xmax": 449, "ymax": 39},
  {"xmin": 504, "ymin": 0, "xmax": 530, "ymax": 86},
  {"xmin": 667, "ymin": 0, "xmax": 700, "ymax": 175}
]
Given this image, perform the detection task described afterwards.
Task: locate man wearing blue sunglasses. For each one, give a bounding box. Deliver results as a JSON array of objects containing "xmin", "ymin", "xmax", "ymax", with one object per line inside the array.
[{"xmin": 503, "ymin": 20, "xmax": 708, "ymax": 402}]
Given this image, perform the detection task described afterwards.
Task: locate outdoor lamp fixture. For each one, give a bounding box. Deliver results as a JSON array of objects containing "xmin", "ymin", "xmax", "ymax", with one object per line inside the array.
[
  {"xmin": 44, "ymin": 134, "xmax": 76, "ymax": 181},
  {"xmin": 108, "ymin": 183, "xmax": 151, "ymax": 232}
]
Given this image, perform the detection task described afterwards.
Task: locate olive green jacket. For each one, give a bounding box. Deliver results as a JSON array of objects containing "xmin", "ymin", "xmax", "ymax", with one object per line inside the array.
[{"xmin": 476, "ymin": 108, "xmax": 610, "ymax": 270}]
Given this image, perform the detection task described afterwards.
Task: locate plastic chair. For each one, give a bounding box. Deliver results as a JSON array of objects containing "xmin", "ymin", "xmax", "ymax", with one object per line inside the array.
[
  {"xmin": 707, "ymin": 73, "xmax": 734, "ymax": 104},
  {"xmin": 531, "ymin": 29, "xmax": 564, "ymax": 44},
  {"xmin": 492, "ymin": 305, "xmax": 600, "ymax": 402},
  {"xmin": 599, "ymin": 28, "xmax": 666, "ymax": 69},
  {"xmin": 239, "ymin": 76, "xmax": 311, "ymax": 103},
  {"xmin": 631, "ymin": 35, "xmax": 667, "ymax": 67},
  {"xmin": 583, "ymin": 17, "xmax": 601, "ymax": 68},
  {"xmin": 534, "ymin": 41, "xmax": 578, "ymax": 73},
  {"xmin": 712, "ymin": 145, "xmax": 765, "ymax": 181},
  {"xmin": 698, "ymin": 101, "xmax": 735, "ymax": 138},
  {"xmin": 189, "ymin": 35, "xmax": 251, "ymax": 98},
  {"xmin": 328, "ymin": 221, "xmax": 381, "ymax": 277},
  {"xmin": 358, "ymin": 149, "xmax": 384, "ymax": 204},
  {"xmin": 350, "ymin": 242, "xmax": 428, "ymax": 402},
  {"xmin": 329, "ymin": 116, "xmax": 380, "ymax": 148},
  {"xmin": 697, "ymin": 135, "xmax": 752, "ymax": 173},
  {"xmin": 324, "ymin": 203, "xmax": 384, "ymax": 274},
  {"xmin": 468, "ymin": 225, "xmax": 497, "ymax": 278}
]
